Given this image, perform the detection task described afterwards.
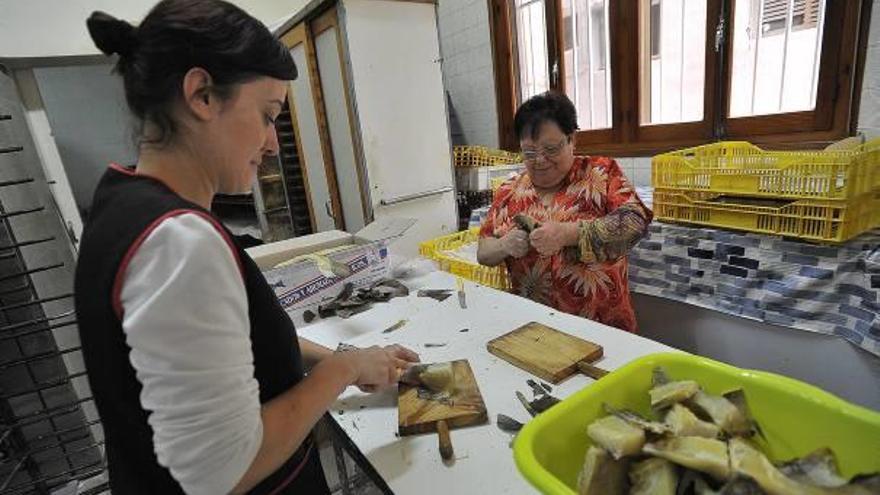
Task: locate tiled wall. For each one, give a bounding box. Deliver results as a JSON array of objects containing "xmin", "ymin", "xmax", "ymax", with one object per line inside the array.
[
  {"xmin": 616, "ymin": 157, "xmax": 654, "ymax": 188},
  {"xmin": 437, "ymin": 0, "xmax": 500, "ymax": 148}
]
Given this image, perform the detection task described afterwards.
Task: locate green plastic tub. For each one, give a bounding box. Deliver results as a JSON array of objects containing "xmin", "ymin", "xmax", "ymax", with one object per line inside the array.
[{"xmin": 513, "ymin": 352, "xmax": 880, "ymax": 494}]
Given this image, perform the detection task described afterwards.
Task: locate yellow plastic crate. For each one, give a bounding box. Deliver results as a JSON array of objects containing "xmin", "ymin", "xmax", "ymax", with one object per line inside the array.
[
  {"xmin": 653, "ymin": 188, "xmax": 880, "ymax": 243},
  {"xmin": 490, "ymin": 176, "xmax": 508, "ymax": 191},
  {"xmin": 419, "ymin": 228, "xmax": 510, "ymax": 290},
  {"xmin": 652, "ymin": 140, "xmax": 880, "ymax": 200},
  {"xmin": 514, "ymin": 353, "xmax": 880, "ymax": 494},
  {"xmin": 453, "ymin": 145, "xmax": 523, "ymax": 168}
]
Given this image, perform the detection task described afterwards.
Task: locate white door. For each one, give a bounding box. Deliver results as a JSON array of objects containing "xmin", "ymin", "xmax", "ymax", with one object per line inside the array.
[
  {"xmin": 283, "ymin": 26, "xmax": 340, "ymax": 232},
  {"xmin": 313, "ymin": 17, "xmax": 368, "ymax": 232}
]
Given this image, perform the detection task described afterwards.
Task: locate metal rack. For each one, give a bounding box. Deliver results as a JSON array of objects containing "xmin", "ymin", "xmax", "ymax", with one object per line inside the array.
[{"xmin": 1, "ymin": 75, "xmax": 107, "ymax": 494}]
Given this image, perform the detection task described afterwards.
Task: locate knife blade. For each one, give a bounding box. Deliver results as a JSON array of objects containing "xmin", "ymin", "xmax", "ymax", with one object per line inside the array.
[{"xmin": 456, "ymin": 277, "xmax": 467, "ymax": 309}]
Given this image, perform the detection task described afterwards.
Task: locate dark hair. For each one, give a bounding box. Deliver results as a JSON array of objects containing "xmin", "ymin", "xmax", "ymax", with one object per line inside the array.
[
  {"xmin": 86, "ymin": 0, "xmax": 297, "ymax": 146},
  {"xmin": 513, "ymin": 91, "xmax": 578, "ymax": 141}
]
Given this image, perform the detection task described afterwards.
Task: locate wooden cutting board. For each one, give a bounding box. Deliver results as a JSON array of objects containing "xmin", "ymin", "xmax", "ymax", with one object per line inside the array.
[
  {"xmin": 398, "ymin": 359, "xmax": 488, "ymax": 436},
  {"xmin": 487, "ymin": 321, "xmax": 605, "ymax": 384}
]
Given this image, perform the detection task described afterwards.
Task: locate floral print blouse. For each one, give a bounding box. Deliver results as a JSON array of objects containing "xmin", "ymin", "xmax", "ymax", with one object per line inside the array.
[{"xmin": 479, "ymin": 156, "xmax": 653, "ymax": 332}]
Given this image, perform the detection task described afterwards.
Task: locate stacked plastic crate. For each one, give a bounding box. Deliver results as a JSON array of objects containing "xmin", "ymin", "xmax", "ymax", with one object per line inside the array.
[{"xmin": 651, "ymin": 140, "xmax": 880, "ymax": 243}]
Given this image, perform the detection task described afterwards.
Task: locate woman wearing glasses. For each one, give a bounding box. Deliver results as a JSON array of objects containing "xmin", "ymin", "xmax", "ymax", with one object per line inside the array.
[{"xmin": 477, "ymin": 92, "xmax": 652, "ymax": 332}]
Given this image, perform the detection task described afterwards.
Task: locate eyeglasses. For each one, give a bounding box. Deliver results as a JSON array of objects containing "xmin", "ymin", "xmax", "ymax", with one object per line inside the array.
[{"xmin": 521, "ymin": 137, "xmax": 568, "ymax": 163}]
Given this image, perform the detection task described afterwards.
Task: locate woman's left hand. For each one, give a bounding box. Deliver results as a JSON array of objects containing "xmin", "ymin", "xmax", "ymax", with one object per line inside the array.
[
  {"xmin": 529, "ymin": 222, "xmax": 579, "ymax": 256},
  {"xmin": 356, "ymin": 344, "xmax": 420, "ymax": 393}
]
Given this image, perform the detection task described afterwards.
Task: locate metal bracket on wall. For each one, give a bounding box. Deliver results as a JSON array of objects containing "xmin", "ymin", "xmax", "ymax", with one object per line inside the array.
[{"xmin": 379, "ymin": 185, "xmax": 453, "ymax": 206}]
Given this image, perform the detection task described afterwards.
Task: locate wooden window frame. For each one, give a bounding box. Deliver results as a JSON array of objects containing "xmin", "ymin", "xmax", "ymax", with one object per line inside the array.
[{"xmin": 490, "ymin": 0, "xmax": 872, "ymax": 155}]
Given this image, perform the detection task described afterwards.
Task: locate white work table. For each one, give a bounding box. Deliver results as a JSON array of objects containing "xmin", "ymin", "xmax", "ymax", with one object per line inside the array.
[{"xmin": 297, "ymin": 267, "xmax": 674, "ymax": 494}]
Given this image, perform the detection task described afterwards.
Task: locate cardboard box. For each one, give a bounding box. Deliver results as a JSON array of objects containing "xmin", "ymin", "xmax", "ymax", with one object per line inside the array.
[{"xmin": 246, "ymin": 218, "xmax": 415, "ymax": 322}]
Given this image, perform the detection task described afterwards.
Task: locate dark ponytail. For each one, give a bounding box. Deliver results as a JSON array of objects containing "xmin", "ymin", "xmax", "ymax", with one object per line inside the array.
[
  {"xmin": 86, "ymin": 0, "xmax": 297, "ymax": 146},
  {"xmin": 86, "ymin": 12, "xmax": 138, "ymax": 58}
]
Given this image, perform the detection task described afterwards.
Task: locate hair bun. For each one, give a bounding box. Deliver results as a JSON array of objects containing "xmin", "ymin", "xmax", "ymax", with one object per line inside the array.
[{"xmin": 87, "ymin": 11, "xmax": 137, "ymax": 58}]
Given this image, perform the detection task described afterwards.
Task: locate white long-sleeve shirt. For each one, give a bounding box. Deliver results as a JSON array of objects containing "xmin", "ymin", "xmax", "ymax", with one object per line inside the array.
[{"xmin": 119, "ymin": 213, "xmax": 261, "ymax": 495}]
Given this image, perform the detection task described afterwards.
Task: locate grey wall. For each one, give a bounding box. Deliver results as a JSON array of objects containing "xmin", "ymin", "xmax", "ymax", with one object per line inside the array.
[
  {"xmin": 633, "ymin": 293, "xmax": 880, "ymax": 411},
  {"xmin": 437, "ymin": 0, "xmax": 500, "ymax": 148},
  {"xmin": 33, "ymin": 64, "xmax": 137, "ymax": 217}
]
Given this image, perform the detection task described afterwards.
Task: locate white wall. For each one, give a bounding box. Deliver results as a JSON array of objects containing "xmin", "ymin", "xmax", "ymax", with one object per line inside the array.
[
  {"xmin": 0, "ymin": 0, "xmax": 305, "ymax": 60},
  {"xmin": 437, "ymin": 0, "xmax": 500, "ymax": 147}
]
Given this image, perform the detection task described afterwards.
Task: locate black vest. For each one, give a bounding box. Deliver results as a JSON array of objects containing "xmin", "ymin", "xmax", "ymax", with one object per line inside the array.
[{"xmin": 74, "ymin": 166, "xmax": 328, "ymax": 494}]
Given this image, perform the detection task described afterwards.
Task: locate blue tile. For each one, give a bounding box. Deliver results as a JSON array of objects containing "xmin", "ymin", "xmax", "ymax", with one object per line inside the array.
[
  {"xmin": 689, "ymin": 284, "xmax": 715, "ymax": 295},
  {"xmin": 640, "ymin": 241, "xmax": 662, "ymax": 251},
  {"xmin": 837, "ymin": 261, "xmax": 864, "ymax": 273},
  {"xmin": 741, "ymin": 307, "xmax": 765, "ymax": 320},
  {"xmin": 666, "ymin": 272, "xmax": 690, "ymax": 284},
  {"xmin": 861, "ymin": 300, "xmax": 880, "ymax": 313},
  {"xmin": 687, "ymin": 247, "xmax": 715, "ymax": 259},
  {"xmin": 833, "ymin": 325, "xmax": 865, "ymax": 345},
  {"xmin": 764, "ymin": 281, "xmax": 791, "ymax": 296},
  {"xmin": 631, "ymin": 258, "xmax": 661, "ymax": 270},
  {"xmin": 766, "ymin": 313, "xmax": 796, "ymax": 326},
  {"xmin": 756, "ymin": 269, "xmax": 786, "ymax": 281},
  {"xmin": 778, "ymin": 306, "xmax": 816, "ymax": 320},
  {"xmin": 717, "ymin": 244, "xmax": 745, "ymax": 257},
  {"xmin": 813, "ymin": 292, "xmax": 848, "ymax": 304},
  {"xmin": 663, "ymin": 255, "xmax": 691, "ymax": 267},
  {"xmin": 741, "ymin": 298, "xmax": 762, "ymax": 309},
  {"xmin": 677, "ymin": 267, "xmax": 705, "ymax": 278},
  {"xmin": 673, "ymin": 237, "xmax": 700, "ymax": 247},
  {"xmin": 720, "ymin": 265, "xmax": 748, "ymax": 278},
  {"xmin": 839, "ymin": 304, "xmax": 876, "ymax": 322},
  {"xmin": 872, "ymin": 275, "xmax": 880, "ymax": 289},
  {"xmin": 814, "ymin": 313, "xmax": 848, "ymax": 325},
  {"xmin": 799, "ymin": 266, "xmax": 834, "ymax": 280},
  {"xmin": 782, "ymin": 253, "xmax": 820, "ymax": 266},
  {"xmin": 631, "ymin": 275, "xmax": 671, "ymax": 289},
  {"xmin": 836, "ymin": 283, "xmax": 876, "ymax": 301},
  {"xmin": 800, "ymin": 245, "xmax": 839, "ymax": 258},
  {"xmin": 717, "ymin": 283, "xmax": 747, "ymax": 298},
  {"xmin": 729, "ymin": 256, "xmax": 759, "ymax": 269},
  {"xmin": 854, "ymin": 320, "xmax": 875, "ymax": 336},
  {"xmin": 735, "ymin": 236, "xmax": 762, "ymax": 248}
]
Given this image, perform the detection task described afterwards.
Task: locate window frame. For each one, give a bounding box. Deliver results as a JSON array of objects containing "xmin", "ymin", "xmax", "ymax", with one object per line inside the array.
[{"xmin": 489, "ymin": 0, "xmax": 871, "ymax": 155}]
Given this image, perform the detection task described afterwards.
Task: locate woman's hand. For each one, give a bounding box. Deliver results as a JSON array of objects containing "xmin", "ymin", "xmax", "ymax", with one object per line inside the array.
[
  {"xmin": 500, "ymin": 229, "xmax": 530, "ymax": 258},
  {"xmin": 331, "ymin": 345, "xmax": 420, "ymax": 393},
  {"xmin": 529, "ymin": 222, "xmax": 579, "ymax": 256}
]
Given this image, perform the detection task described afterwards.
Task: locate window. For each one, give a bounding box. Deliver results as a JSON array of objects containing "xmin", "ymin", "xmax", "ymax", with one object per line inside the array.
[
  {"xmin": 512, "ymin": 0, "xmax": 551, "ymax": 102},
  {"xmin": 489, "ymin": 0, "xmax": 869, "ymax": 154},
  {"xmin": 730, "ymin": 0, "xmax": 825, "ymax": 117},
  {"xmin": 641, "ymin": 0, "xmax": 707, "ymax": 125},
  {"xmin": 560, "ymin": 0, "xmax": 612, "ymax": 130},
  {"xmin": 762, "ymin": 0, "xmax": 821, "ymax": 36}
]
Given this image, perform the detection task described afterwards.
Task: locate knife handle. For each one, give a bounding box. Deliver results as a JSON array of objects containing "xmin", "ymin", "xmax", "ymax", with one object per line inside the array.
[
  {"xmin": 437, "ymin": 420, "xmax": 454, "ymax": 460},
  {"xmin": 577, "ymin": 361, "xmax": 609, "ymax": 380}
]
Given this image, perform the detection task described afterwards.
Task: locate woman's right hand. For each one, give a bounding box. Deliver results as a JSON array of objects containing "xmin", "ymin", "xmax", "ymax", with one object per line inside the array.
[
  {"xmin": 332, "ymin": 346, "xmax": 417, "ymax": 391},
  {"xmin": 500, "ymin": 229, "xmax": 530, "ymax": 258}
]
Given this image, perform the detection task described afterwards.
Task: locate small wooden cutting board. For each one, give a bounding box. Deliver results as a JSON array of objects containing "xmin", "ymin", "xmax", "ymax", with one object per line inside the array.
[
  {"xmin": 487, "ymin": 321, "xmax": 605, "ymax": 384},
  {"xmin": 398, "ymin": 359, "xmax": 488, "ymax": 436}
]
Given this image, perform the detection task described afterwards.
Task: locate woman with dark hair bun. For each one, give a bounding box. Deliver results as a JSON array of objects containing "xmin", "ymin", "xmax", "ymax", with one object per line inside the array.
[
  {"xmin": 478, "ymin": 91, "xmax": 652, "ymax": 333},
  {"xmin": 74, "ymin": 1, "xmax": 419, "ymax": 493}
]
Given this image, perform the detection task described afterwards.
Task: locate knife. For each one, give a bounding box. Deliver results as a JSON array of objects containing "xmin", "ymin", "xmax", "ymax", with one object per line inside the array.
[{"xmin": 456, "ymin": 277, "xmax": 467, "ymax": 309}]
